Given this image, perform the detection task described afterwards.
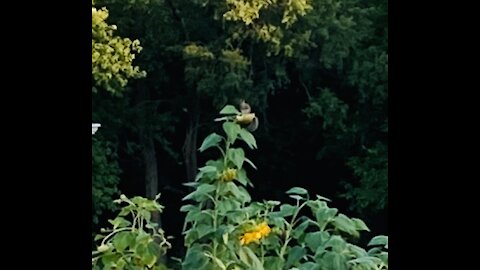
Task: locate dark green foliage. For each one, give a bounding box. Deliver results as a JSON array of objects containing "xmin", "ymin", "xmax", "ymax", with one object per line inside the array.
[
  {"xmin": 92, "ymin": 136, "xmax": 121, "ymax": 224},
  {"xmin": 343, "ymin": 143, "xmax": 388, "ymax": 213},
  {"xmin": 299, "ymin": 0, "xmax": 388, "ymax": 214}
]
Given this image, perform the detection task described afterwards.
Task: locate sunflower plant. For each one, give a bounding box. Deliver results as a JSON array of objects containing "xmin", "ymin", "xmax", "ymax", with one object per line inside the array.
[
  {"xmin": 92, "ymin": 194, "xmax": 171, "ymax": 270},
  {"xmin": 180, "ymin": 104, "xmax": 263, "ymax": 270},
  {"xmin": 261, "ymin": 188, "xmax": 388, "ymax": 270},
  {"xmin": 180, "ymin": 104, "xmax": 388, "ymax": 270}
]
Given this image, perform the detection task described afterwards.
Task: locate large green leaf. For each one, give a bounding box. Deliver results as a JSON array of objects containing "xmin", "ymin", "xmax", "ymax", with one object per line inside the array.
[
  {"xmin": 227, "ymin": 148, "xmax": 245, "ymax": 169},
  {"xmin": 184, "ymin": 229, "xmax": 199, "ymax": 246},
  {"xmin": 135, "ymin": 231, "xmax": 151, "ymax": 246},
  {"xmin": 268, "ymin": 216, "xmax": 286, "ymax": 230},
  {"xmin": 235, "ymin": 168, "xmax": 250, "ymax": 186},
  {"xmin": 292, "ymin": 219, "xmax": 312, "ymax": 239},
  {"xmin": 286, "ymin": 246, "xmax": 306, "ymax": 268},
  {"xmin": 112, "ymin": 231, "xmax": 134, "ymax": 252},
  {"xmin": 145, "ymin": 242, "xmax": 161, "ymax": 267},
  {"xmin": 314, "ymin": 245, "xmax": 327, "ymax": 260},
  {"xmin": 351, "ymin": 218, "xmax": 370, "ymax": 232},
  {"xmin": 217, "ymin": 199, "xmax": 241, "ymax": 213},
  {"xmin": 116, "ymin": 258, "xmax": 126, "ymax": 270},
  {"xmin": 314, "ymin": 207, "xmax": 337, "ymax": 230},
  {"xmin": 101, "ymin": 252, "xmax": 120, "ymax": 267},
  {"xmin": 322, "ymin": 252, "xmax": 347, "ymax": 270},
  {"xmin": 223, "ymin": 122, "xmax": 241, "ymax": 143},
  {"xmin": 286, "ymin": 187, "xmax": 309, "ymax": 195},
  {"xmin": 299, "ymin": 262, "xmax": 320, "ymax": 270},
  {"xmin": 238, "ymin": 128, "xmax": 257, "ymax": 149},
  {"xmin": 183, "ymin": 183, "xmax": 216, "ymax": 201},
  {"xmin": 134, "ymin": 242, "xmax": 147, "ymax": 259},
  {"xmin": 347, "ymin": 244, "xmax": 368, "ymax": 258},
  {"xmin": 180, "ymin": 204, "xmax": 197, "ymax": 212},
  {"xmin": 305, "ymin": 231, "xmax": 329, "ymax": 252},
  {"xmin": 225, "ymin": 182, "xmax": 251, "ymax": 203},
  {"xmin": 196, "ymin": 223, "xmax": 215, "ymax": 239},
  {"xmin": 237, "ymin": 186, "xmax": 252, "ymax": 203},
  {"xmin": 184, "ymin": 207, "xmax": 201, "ymax": 223},
  {"xmin": 206, "ymin": 159, "xmax": 225, "ymax": 171},
  {"xmin": 182, "ymin": 245, "xmax": 209, "ymax": 269},
  {"xmin": 219, "ymin": 105, "xmax": 240, "ymax": 115},
  {"xmin": 377, "ymin": 251, "xmax": 388, "ymax": 264},
  {"xmin": 333, "ymin": 214, "xmax": 359, "ymax": 237},
  {"xmin": 139, "ymin": 209, "xmax": 151, "ymax": 222},
  {"xmin": 195, "ymin": 165, "xmax": 218, "ymax": 181},
  {"xmin": 348, "ymin": 256, "xmax": 381, "ymax": 268},
  {"xmin": 278, "ymin": 204, "xmax": 297, "ymax": 217},
  {"xmin": 264, "ymin": 256, "xmax": 284, "ymax": 270},
  {"xmin": 238, "ymin": 246, "xmax": 264, "ymax": 270},
  {"xmin": 199, "ymin": 133, "xmax": 223, "ymax": 152},
  {"xmin": 368, "ymin": 235, "xmax": 388, "ymax": 248},
  {"xmin": 324, "ymin": 236, "xmax": 347, "ymax": 253},
  {"xmin": 108, "ymin": 217, "xmax": 131, "ymax": 229},
  {"xmin": 226, "ymin": 210, "xmax": 247, "ymax": 224}
]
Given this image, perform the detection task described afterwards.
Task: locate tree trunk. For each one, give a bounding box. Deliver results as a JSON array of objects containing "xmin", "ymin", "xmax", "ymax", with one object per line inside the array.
[
  {"xmin": 136, "ymin": 85, "xmax": 166, "ymax": 264},
  {"xmin": 135, "ymin": 84, "xmax": 162, "ymax": 226},
  {"xmin": 141, "ymin": 135, "xmax": 162, "ymax": 225},
  {"xmin": 183, "ymin": 101, "xmax": 199, "ymax": 183}
]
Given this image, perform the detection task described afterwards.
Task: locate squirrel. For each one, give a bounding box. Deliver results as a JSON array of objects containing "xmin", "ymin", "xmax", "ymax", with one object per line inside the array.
[
  {"xmin": 239, "ymin": 99, "xmax": 251, "ymax": 114},
  {"xmin": 238, "ymin": 99, "xmax": 259, "ymax": 132}
]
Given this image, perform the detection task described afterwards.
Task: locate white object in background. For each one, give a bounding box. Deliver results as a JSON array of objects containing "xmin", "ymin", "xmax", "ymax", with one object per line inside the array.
[{"xmin": 92, "ymin": 123, "xmax": 101, "ymax": 135}]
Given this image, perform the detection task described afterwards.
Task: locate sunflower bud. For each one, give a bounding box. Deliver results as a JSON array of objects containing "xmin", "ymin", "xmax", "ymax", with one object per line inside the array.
[
  {"xmin": 235, "ymin": 113, "xmax": 256, "ymax": 124},
  {"xmin": 220, "ymin": 168, "xmax": 237, "ymax": 181}
]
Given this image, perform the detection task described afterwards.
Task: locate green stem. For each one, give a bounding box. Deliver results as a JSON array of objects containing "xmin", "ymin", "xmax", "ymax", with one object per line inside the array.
[
  {"xmin": 260, "ymin": 242, "xmax": 265, "ymax": 265},
  {"xmin": 132, "ymin": 212, "xmax": 138, "ymax": 229},
  {"xmin": 223, "ymin": 140, "xmax": 230, "ymax": 166},
  {"xmin": 212, "ymin": 179, "xmax": 221, "ymax": 258},
  {"xmin": 213, "ymin": 134, "xmax": 232, "ymax": 258},
  {"xmin": 211, "ymin": 123, "xmax": 238, "ymax": 260},
  {"xmin": 217, "ymin": 145, "xmax": 226, "ymax": 158},
  {"xmin": 279, "ymin": 201, "xmax": 308, "ymax": 260}
]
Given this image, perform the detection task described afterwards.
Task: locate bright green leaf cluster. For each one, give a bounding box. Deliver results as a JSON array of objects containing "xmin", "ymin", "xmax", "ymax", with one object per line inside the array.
[
  {"xmin": 92, "ymin": 3, "xmax": 146, "ymax": 94},
  {"xmin": 220, "ymin": 49, "xmax": 250, "ymax": 73},
  {"xmin": 184, "ymin": 44, "xmax": 215, "ymax": 60},
  {"xmin": 281, "ymin": 0, "xmax": 313, "ymax": 27},
  {"xmin": 221, "ymin": 0, "xmax": 313, "ymax": 56},
  {"xmin": 223, "ymin": 0, "xmax": 274, "ymax": 25}
]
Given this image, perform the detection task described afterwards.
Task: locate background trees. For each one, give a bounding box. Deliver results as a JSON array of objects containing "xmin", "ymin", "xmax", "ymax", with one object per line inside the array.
[{"xmin": 92, "ymin": 0, "xmax": 388, "ymax": 255}]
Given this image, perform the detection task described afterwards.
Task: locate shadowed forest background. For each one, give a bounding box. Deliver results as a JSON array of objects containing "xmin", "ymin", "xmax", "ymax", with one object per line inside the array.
[{"xmin": 92, "ymin": 0, "xmax": 387, "ymax": 260}]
